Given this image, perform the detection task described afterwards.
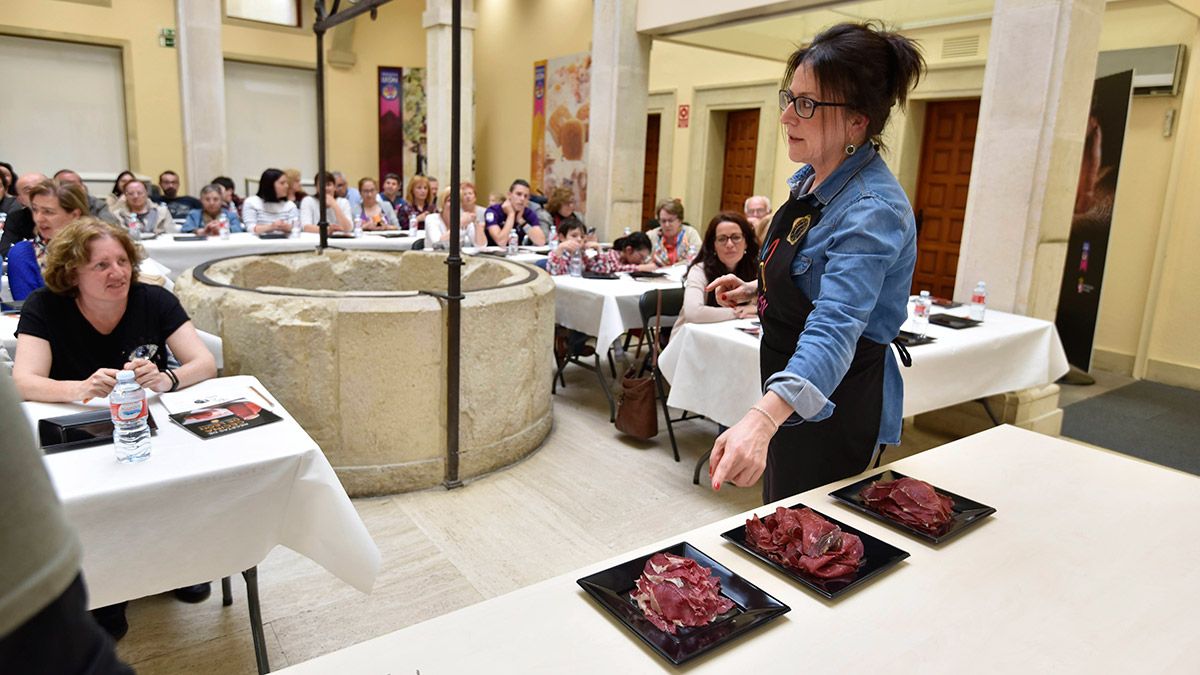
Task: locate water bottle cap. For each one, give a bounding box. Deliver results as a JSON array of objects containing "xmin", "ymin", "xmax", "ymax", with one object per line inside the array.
[
  {"xmin": 116, "ymin": 370, "xmax": 136, "ymax": 382},
  {"xmin": 919, "ymin": 290, "xmax": 930, "ymax": 296}
]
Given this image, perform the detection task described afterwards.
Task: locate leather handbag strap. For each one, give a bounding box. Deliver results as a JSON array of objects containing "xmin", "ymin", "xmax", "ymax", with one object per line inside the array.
[{"xmin": 650, "ymin": 289, "xmax": 664, "ymax": 369}]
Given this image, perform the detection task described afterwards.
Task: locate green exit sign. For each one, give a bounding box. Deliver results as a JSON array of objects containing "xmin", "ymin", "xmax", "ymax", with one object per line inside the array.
[{"xmin": 159, "ymin": 28, "xmax": 176, "ymax": 48}]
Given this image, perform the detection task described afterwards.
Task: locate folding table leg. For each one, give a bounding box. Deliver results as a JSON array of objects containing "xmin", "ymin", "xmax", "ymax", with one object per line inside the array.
[
  {"xmin": 593, "ymin": 353, "xmax": 616, "ymax": 422},
  {"xmin": 242, "ymin": 567, "xmax": 270, "ymax": 674},
  {"xmin": 221, "ymin": 576, "xmax": 233, "ymax": 606},
  {"xmin": 977, "ymin": 398, "xmax": 1001, "ymax": 426}
]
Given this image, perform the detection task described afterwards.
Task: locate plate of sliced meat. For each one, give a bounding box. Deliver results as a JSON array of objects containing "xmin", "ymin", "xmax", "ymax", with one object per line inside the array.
[
  {"xmin": 829, "ymin": 470, "xmax": 997, "ymax": 544},
  {"xmin": 721, "ymin": 505, "xmax": 908, "ymax": 600},
  {"xmin": 576, "ymin": 541, "xmax": 789, "ymax": 666}
]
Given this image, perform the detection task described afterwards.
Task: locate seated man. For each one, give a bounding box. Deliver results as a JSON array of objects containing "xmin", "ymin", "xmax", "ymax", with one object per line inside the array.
[
  {"xmin": 0, "ymin": 172, "xmax": 46, "ymax": 258},
  {"xmin": 381, "ymin": 172, "xmax": 407, "ymax": 211},
  {"xmin": 111, "ymin": 180, "xmax": 173, "ymax": 236},
  {"xmin": 743, "ymin": 194, "xmax": 773, "ymax": 244},
  {"xmin": 646, "ymin": 198, "xmax": 701, "ymax": 266},
  {"xmin": 155, "ymin": 171, "xmax": 202, "ymax": 220},
  {"xmin": 52, "ymin": 169, "xmax": 120, "ymax": 225},
  {"xmin": 182, "ymin": 184, "xmax": 244, "ymax": 235},
  {"xmin": 332, "ymin": 171, "xmax": 362, "ymax": 212},
  {"xmin": 483, "ymin": 179, "xmax": 548, "ymax": 247}
]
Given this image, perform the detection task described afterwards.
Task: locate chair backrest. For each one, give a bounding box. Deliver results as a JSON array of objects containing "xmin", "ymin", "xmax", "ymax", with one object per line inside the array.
[
  {"xmin": 534, "ymin": 257, "xmax": 548, "ymax": 271},
  {"xmin": 638, "ymin": 287, "xmax": 684, "ymax": 344},
  {"xmin": 410, "ymin": 237, "xmax": 425, "ymax": 251}
]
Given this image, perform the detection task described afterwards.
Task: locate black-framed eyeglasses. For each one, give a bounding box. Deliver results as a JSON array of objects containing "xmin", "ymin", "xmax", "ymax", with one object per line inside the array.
[{"xmin": 778, "ymin": 89, "xmax": 848, "ymax": 119}]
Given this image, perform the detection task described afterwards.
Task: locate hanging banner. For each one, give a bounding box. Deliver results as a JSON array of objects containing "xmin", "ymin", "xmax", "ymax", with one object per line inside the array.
[
  {"xmin": 532, "ymin": 53, "xmax": 590, "ymax": 214},
  {"xmin": 401, "ymin": 68, "xmax": 428, "ymax": 181},
  {"xmin": 378, "ymin": 67, "xmax": 404, "ymax": 181},
  {"xmin": 531, "ymin": 60, "xmax": 547, "ymax": 191},
  {"xmin": 1054, "ymin": 70, "xmax": 1133, "ymax": 371}
]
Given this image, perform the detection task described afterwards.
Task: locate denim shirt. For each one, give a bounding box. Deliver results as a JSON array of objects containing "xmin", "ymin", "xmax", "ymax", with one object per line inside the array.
[{"xmin": 763, "ymin": 144, "xmax": 917, "ymax": 446}]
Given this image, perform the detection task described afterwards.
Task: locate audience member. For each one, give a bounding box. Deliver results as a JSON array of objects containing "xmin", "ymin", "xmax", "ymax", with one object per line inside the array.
[
  {"xmin": 676, "ymin": 211, "xmax": 759, "ymax": 328},
  {"xmin": 156, "ymin": 171, "xmax": 202, "ymax": 220},
  {"xmin": 0, "ymin": 161, "xmax": 15, "ymax": 197},
  {"xmin": 425, "ymin": 187, "xmax": 485, "ymax": 249},
  {"xmin": 12, "ymin": 217, "xmax": 218, "ymax": 638},
  {"xmin": 546, "ymin": 186, "xmax": 584, "ymax": 232},
  {"xmin": 52, "ymin": 169, "xmax": 120, "ymax": 225},
  {"xmin": 111, "ymin": 180, "xmax": 173, "ymax": 236},
  {"xmin": 647, "ymin": 198, "xmax": 701, "ymax": 266},
  {"xmin": 241, "ymin": 169, "xmax": 299, "ymax": 235},
  {"xmin": 487, "ymin": 192, "xmax": 502, "ymax": 206},
  {"xmin": 484, "ymin": 179, "xmax": 547, "ymax": 246},
  {"xmin": 105, "ymin": 171, "xmax": 136, "ymax": 211},
  {"xmin": 210, "ymin": 176, "xmax": 243, "ymax": 214},
  {"xmin": 547, "ymin": 221, "xmax": 655, "ymax": 275},
  {"xmin": 381, "ymin": 172, "xmax": 406, "ymax": 210},
  {"xmin": 0, "ymin": 162, "xmax": 18, "ymax": 217},
  {"xmin": 182, "ymin": 184, "xmax": 244, "ymax": 235},
  {"xmin": 283, "ymin": 168, "xmax": 307, "ymax": 208},
  {"xmin": 0, "ymin": 369, "xmax": 132, "ymax": 674},
  {"xmin": 354, "ymin": 177, "xmax": 399, "ymax": 231},
  {"xmin": 744, "ymin": 195, "xmax": 772, "ymax": 243},
  {"xmin": 0, "ymin": 173, "xmax": 47, "ymax": 258},
  {"xmin": 459, "ymin": 181, "xmax": 486, "ymax": 230},
  {"xmin": 427, "ymin": 177, "xmax": 440, "ymax": 199},
  {"xmin": 299, "ymin": 173, "xmax": 353, "ymax": 233},
  {"xmin": 7, "ymin": 179, "xmax": 88, "ymax": 300},
  {"xmin": 396, "ymin": 175, "xmax": 435, "ymax": 230},
  {"xmin": 332, "ymin": 171, "xmax": 362, "ymax": 212}
]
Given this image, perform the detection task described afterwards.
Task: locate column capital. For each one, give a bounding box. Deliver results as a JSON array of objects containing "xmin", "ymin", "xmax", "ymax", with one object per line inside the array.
[{"xmin": 422, "ymin": 9, "xmax": 478, "ymax": 30}]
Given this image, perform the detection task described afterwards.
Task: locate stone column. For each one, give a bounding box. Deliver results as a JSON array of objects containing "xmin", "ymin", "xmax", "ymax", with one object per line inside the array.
[
  {"xmin": 955, "ymin": 0, "xmax": 1105, "ymax": 319},
  {"xmin": 424, "ymin": 0, "xmax": 477, "ymax": 184},
  {"xmin": 175, "ymin": 0, "xmax": 227, "ymax": 191},
  {"xmin": 586, "ymin": 0, "xmax": 651, "ymax": 240}
]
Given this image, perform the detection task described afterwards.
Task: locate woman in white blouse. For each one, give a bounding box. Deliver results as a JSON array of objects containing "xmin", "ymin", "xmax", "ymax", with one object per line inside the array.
[
  {"xmin": 241, "ymin": 169, "xmax": 298, "ymax": 234},
  {"xmin": 424, "ymin": 188, "xmax": 486, "ymax": 249}
]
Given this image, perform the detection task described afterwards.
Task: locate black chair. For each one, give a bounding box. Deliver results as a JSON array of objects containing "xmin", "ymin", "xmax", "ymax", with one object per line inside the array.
[
  {"xmin": 636, "ymin": 287, "xmax": 699, "ymax": 462},
  {"xmin": 552, "ymin": 326, "xmax": 617, "ymax": 421},
  {"xmin": 410, "ymin": 237, "xmax": 425, "ymax": 251}
]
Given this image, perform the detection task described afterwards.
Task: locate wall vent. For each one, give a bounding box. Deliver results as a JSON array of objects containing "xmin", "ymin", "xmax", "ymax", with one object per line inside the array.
[{"xmin": 941, "ymin": 35, "xmax": 980, "ymax": 59}]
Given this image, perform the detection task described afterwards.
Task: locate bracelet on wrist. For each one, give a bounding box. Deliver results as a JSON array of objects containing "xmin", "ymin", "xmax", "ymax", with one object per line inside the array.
[
  {"xmin": 165, "ymin": 369, "xmax": 180, "ymax": 392},
  {"xmin": 750, "ymin": 404, "xmax": 780, "ymax": 431}
]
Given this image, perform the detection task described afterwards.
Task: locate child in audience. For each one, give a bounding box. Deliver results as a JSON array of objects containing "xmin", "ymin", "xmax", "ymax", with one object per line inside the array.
[{"xmin": 546, "ymin": 221, "xmax": 656, "ymax": 276}]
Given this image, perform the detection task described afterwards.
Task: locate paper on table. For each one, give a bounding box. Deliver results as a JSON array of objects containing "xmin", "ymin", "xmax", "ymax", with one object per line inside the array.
[{"xmin": 160, "ymin": 381, "xmax": 275, "ymax": 414}]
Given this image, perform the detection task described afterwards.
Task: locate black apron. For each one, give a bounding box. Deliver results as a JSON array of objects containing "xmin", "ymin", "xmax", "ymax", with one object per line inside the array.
[{"xmin": 756, "ymin": 196, "xmax": 894, "ymax": 504}]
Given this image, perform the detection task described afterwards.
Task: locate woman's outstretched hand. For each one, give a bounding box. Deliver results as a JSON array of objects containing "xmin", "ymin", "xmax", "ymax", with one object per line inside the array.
[{"xmin": 706, "ymin": 274, "xmax": 757, "ymax": 308}]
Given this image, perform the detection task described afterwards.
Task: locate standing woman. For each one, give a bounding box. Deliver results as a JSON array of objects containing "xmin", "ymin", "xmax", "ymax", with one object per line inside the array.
[{"xmin": 707, "ymin": 22, "xmax": 924, "ymax": 502}]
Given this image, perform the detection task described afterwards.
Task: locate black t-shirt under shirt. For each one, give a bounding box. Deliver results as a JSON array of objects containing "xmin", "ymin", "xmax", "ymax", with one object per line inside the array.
[{"xmin": 16, "ymin": 283, "xmax": 190, "ymax": 381}]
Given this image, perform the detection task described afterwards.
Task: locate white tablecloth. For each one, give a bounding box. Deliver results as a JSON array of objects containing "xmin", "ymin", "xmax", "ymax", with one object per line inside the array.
[
  {"xmin": 24, "ymin": 375, "xmax": 380, "ymax": 609},
  {"xmin": 141, "ymin": 231, "xmax": 421, "ymax": 280},
  {"xmin": 659, "ymin": 307, "xmax": 1070, "ymax": 427},
  {"xmin": 278, "ymin": 425, "xmax": 1200, "ymax": 673},
  {"xmin": 553, "ymin": 267, "xmax": 686, "ymax": 351}
]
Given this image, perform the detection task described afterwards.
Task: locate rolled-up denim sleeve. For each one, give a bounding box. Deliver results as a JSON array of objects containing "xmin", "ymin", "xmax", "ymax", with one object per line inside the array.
[{"xmin": 764, "ymin": 194, "xmax": 906, "ymax": 421}]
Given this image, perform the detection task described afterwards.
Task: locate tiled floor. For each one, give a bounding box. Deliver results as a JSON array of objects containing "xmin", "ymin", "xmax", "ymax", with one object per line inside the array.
[{"xmin": 115, "ymin": 362, "xmax": 978, "ymax": 673}]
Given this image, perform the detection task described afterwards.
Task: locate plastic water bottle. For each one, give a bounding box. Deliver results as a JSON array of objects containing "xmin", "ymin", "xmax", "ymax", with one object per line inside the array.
[
  {"xmin": 290, "ymin": 213, "xmax": 301, "ymax": 239},
  {"xmin": 623, "ymin": 226, "xmax": 632, "ymax": 236},
  {"xmin": 913, "ymin": 290, "xmax": 932, "ymax": 337},
  {"xmin": 0, "ymin": 211, "xmax": 7, "ymax": 231},
  {"xmin": 687, "ymin": 243, "xmax": 698, "ymax": 262},
  {"xmin": 110, "ymin": 370, "xmax": 151, "ymax": 463},
  {"xmin": 507, "ymin": 229, "xmax": 519, "ymax": 255},
  {"xmin": 218, "ymin": 212, "xmax": 230, "ymax": 240},
  {"xmin": 354, "ymin": 217, "xmax": 363, "ymax": 239},
  {"xmin": 409, "ymin": 213, "xmax": 418, "ymax": 232},
  {"xmin": 569, "ymin": 251, "xmax": 584, "ymax": 277},
  {"xmin": 125, "ymin": 213, "xmax": 142, "ymax": 241},
  {"xmin": 969, "ymin": 281, "xmax": 987, "ymax": 322}
]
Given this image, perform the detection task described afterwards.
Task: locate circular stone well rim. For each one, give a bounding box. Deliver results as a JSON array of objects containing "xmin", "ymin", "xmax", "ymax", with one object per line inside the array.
[{"xmin": 189, "ymin": 248, "xmax": 542, "ymax": 297}]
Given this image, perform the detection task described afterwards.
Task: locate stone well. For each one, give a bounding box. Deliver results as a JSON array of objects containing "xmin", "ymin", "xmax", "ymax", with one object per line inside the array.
[{"xmin": 175, "ymin": 249, "xmax": 555, "ymax": 496}]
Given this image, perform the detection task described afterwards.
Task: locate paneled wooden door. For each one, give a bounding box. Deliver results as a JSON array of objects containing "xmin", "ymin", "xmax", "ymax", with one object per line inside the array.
[
  {"xmin": 911, "ymin": 99, "xmax": 980, "ymax": 298},
  {"xmin": 719, "ymin": 109, "xmax": 759, "ymax": 214},
  {"xmin": 641, "ymin": 113, "xmax": 661, "ymax": 228}
]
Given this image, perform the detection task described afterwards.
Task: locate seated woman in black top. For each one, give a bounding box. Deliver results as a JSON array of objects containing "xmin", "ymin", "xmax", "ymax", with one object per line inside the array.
[{"xmin": 12, "ymin": 217, "xmax": 216, "ymax": 403}]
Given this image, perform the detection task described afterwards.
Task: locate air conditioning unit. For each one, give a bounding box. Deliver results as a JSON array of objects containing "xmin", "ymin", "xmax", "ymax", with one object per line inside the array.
[{"xmin": 1096, "ymin": 45, "xmax": 1186, "ymax": 97}]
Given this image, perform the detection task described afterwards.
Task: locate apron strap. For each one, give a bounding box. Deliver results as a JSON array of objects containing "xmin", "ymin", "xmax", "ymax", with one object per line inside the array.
[{"xmin": 890, "ymin": 339, "xmax": 913, "ymax": 368}]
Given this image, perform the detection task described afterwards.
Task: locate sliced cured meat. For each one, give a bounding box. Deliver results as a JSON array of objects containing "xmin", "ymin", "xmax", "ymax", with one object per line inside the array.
[
  {"xmin": 861, "ymin": 477, "xmax": 955, "ymax": 532},
  {"xmin": 630, "ymin": 553, "xmax": 734, "ymax": 635},
  {"xmin": 744, "ymin": 507, "xmax": 864, "ymax": 579}
]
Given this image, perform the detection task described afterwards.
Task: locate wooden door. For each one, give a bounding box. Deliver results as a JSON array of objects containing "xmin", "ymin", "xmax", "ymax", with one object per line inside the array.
[
  {"xmin": 719, "ymin": 109, "xmax": 759, "ymax": 214},
  {"xmin": 641, "ymin": 113, "xmax": 661, "ymax": 228},
  {"xmin": 911, "ymin": 99, "xmax": 979, "ymax": 298}
]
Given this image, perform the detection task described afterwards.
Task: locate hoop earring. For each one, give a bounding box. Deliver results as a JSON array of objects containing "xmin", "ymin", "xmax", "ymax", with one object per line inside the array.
[{"xmin": 844, "ymin": 143, "xmax": 857, "ymax": 156}]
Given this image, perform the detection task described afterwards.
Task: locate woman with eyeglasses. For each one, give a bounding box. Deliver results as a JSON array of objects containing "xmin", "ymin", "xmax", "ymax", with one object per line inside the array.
[
  {"xmin": 705, "ymin": 22, "xmax": 924, "ymax": 503},
  {"xmin": 675, "ymin": 212, "xmax": 760, "ymax": 329}
]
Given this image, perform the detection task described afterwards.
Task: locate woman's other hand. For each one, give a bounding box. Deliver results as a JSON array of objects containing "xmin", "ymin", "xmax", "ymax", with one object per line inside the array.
[
  {"xmin": 706, "ymin": 274, "xmax": 757, "ymax": 308},
  {"xmin": 122, "ymin": 358, "xmax": 165, "ymax": 391},
  {"xmin": 708, "ymin": 411, "xmax": 774, "ymax": 490},
  {"xmin": 734, "ymin": 303, "xmax": 758, "ymax": 319},
  {"xmin": 79, "ymin": 368, "xmax": 120, "ymax": 401}
]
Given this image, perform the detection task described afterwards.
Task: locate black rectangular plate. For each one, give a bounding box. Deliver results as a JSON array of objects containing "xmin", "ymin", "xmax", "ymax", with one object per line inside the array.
[
  {"xmin": 172, "ymin": 235, "xmax": 206, "ymax": 242},
  {"xmin": 582, "ymin": 271, "xmax": 619, "ymax": 280},
  {"xmin": 577, "ymin": 541, "xmax": 789, "ymax": 666},
  {"xmin": 929, "ymin": 313, "xmax": 980, "ymax": 329},
  {"xmin": 895, "ymin": 330, "xmax": 936, "ymax": 347},
  {"xmin": 627, "ymin": 270, "xmax": 667, "ymax": 278},
  {"xmin": 38, "ymin": 409, "xmax": 158, "ymax": 454},
  {"xmin": 829, "ymin": 470, "xmax": 997, "ymax": 544},
  {"xmin": 720, "ymin": 503, "xmax": 909, "ymax": 600},
  {"xmin": 257, "ymin": 232, "xmax": 288, "ymax": 239}
]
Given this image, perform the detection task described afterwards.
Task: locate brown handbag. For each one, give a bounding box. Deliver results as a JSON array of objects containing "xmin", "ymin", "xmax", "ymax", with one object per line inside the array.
[{"xmin": 615, "ymin": 291, "xmax": 662, "ymax": 439}]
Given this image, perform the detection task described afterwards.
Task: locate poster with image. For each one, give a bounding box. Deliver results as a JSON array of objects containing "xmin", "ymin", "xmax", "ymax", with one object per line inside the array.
[
  {"xmin": 531, "ymin": 52, "xmax": 590, "ymax": 214},
  {"xmin": 378, "ymin": 67, "xmax": 427, "ymax": 185}
]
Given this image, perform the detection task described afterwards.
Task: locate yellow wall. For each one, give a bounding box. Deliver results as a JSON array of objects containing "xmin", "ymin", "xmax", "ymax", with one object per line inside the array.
[{"xmin": 473, "ymin": 0, "xmax": 593, "ymax": 199}]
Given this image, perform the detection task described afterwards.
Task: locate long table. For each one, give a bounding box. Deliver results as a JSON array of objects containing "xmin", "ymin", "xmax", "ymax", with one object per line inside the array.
[
  {"xmin": 659, "ymin": 307, "xmax": 1070, "ymax": 428},
  {"xmin": 140, "ymin": 231, "xmax": 421, "ymax": 280},
  {"xmin": 23, "ymin": 375, "xmax": 381, "ymax": 670},
  {"xmin": 276, "ymin": 425, "xmax": 1200, "ymax": 673},
  {"xmin": 552, "ymin": 267, "xmax": 686, "ymax": 353}
]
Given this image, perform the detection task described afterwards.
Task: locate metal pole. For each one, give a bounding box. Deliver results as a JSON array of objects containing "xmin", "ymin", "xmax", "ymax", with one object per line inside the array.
[
  {"xmin": 443, "ymin": 0, "xmax": 464, "ymax": 489},
  {"xmin": 315, "ymin": 5, "xmax": 329, "ymax": 251}
]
